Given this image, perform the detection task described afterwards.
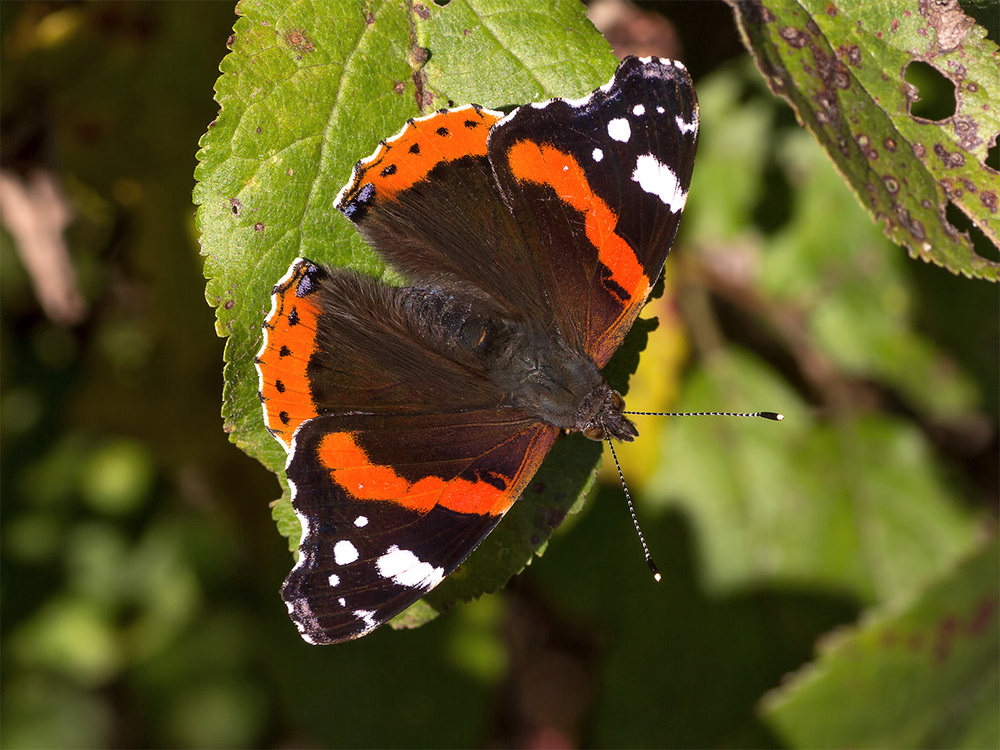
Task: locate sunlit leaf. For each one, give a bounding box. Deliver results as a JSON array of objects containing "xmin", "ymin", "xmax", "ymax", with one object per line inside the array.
[{"xmin": 728, "ymin": 0, "xmax": 1000, "ymax": 279}]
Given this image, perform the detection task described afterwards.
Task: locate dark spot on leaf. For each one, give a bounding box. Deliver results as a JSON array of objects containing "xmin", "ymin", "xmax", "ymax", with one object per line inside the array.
[
  {"xmin": 413, "ymin": 3, "xmax": 430, "ymax": 20},
  {"xmin": 839, "ymin": 44, "xmax": 861, "ymax": 67},
  {"xmin": 254, "ymin": 222, "xmax": 265, "ymax": 232},
  {"xmin": 825, "ymin": 4, "xmax": 837, "ymax": 15},
  {"xmin": 227, "ymin": 34, "xmax": 235, "ymax": 48},
  {"xmin": 933, "ymin": 615, "xmax": 959, "ymax": 662},
  {"xmin": 363, "ymin": 8, "xmax": 375, "ymax": 24},
  {"xmin": 883, "ymin": 175, "xmax": 900, "ymax": 194},
  {"xmin": 895, "ymin": 203, "xmax": 926, "ymax": 240},
  {"xmin": 411, "ymin": 46, "xmax": 430, "ymax": 64},
  {"xmin": 393, "ymin": 80, "xmax": 405, "ymax": 95},
  {"xmin": 806, "ymin": 18, "xmax": 819, "ymax": 35},
  {"xmin": 969, "ymin": 597, "xmax": 997, "ymax": 636},
  {"xmin": 224, "ymin": 299, "xmax": 234, "ymax": 310},
  {"xmin": 980, "ymin": 191, "xmax": 998, "ymax": 214},
  {"xmin": 933, "ymin": 142, "xmax": 965, "ymax": 168},
  {"xmin": 918, "ymin": 0, "xmax": 974, "ymax": 53},
  {"xmin": 912, "ymin": 142, "xmax": 926, "ymax": 158},
  {"xmin": 951, "ymin": 116, "xmax": 981, "ymax": 150},
  {"xmin": 780, "ymin": 26, "xmax": 809, "ymax": 48},
  {"xmin": 285, "ymin": 29, "xmax": 314, "ymax": 53},
  {"xmin": 256, "ymin": 126, "xmax": 262, "ymax": 134},
  {"xmin": 966, "ymin": 81, "xmax": 978, "ymax": 92},
  {"xmin": 463, "ymin": 28, "xmax": 471, "ymax": 36},
  {"xmin": 921, "ymin": 199, "xmax": 932, "ymax": 208},
  {"xmin": 884, "ymin": 137, "xmax": 897, "ymax": 152},
  {"xmin": 229, "ymin": 198, "xmax": 241, "ymax": 216}
]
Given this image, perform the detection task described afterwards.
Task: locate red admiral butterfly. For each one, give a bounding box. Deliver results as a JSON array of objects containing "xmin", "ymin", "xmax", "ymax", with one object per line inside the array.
[{"xmin": 257, "ymin": 56, "xmax": 700, "ymax": 644}]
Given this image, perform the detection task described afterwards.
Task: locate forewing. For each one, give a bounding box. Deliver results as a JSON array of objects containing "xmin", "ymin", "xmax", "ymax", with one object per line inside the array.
[
  {"xmin": 333, "ymin": 106, "xmax": 553, "ymax": 326},
  {"xmin": 488, "ymin": 56, "xmax": 699, "ymax": 366}
]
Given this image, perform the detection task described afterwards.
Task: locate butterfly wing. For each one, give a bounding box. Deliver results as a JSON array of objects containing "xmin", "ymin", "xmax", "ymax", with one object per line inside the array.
[
  {"xmin": 333, "ymin": 105, "xmax": 554, "ymax": 328},
  {"xmin": 256, "ymin": 259, "xmax": 559, "ymax": 643},
  {"xmin": 283, "ymin": 410, "xmax": 557, "ymax": 643},
  {"xmin": 488, "ymin": 56, "xmax": 699, "ymax": 366}
]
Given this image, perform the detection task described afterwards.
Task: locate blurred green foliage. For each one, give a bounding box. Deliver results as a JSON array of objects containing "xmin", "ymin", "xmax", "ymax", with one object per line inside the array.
[{"xmin": 2, "ymin": 2, "xmax": 997, "ymax": 749}]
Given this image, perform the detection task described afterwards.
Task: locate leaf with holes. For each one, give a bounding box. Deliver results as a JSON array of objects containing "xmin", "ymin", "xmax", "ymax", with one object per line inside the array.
[
  {"xmin": 761, "ymin": 536, "xmax": 1000, "ymax": 749},
  {"xmin": 728, "ymin": 0, "xmax": 1000, "ymax": 279},
  {"xmin": 193, "ymin": 0, "xmax": 634, "ymax": 631}
]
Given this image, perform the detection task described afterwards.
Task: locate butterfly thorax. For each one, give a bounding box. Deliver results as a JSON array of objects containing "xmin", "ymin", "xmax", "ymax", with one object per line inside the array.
[{"xmin": 399, "ymin": 285, "xmax": 638, "ymax": 442}]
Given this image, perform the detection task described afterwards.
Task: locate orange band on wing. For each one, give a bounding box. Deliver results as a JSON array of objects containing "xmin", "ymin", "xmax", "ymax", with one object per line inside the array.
[
  {"xmin": 316, "ymin": 427, "xmax": 557, "ymax": 517},
  {"xmin": 506, "ymin": 140, "xmax": 648, "ymax": 303},
  {"xmin": 317, "ymin": 432, "xmax": 506, "ymax": 515},
  {"xmin": 338, "ymin": 107, "xmax": 502, "ymax": 206},
  {"xmin": 257, "ymin": 262, "xmax": 323, "ymax": 448}
]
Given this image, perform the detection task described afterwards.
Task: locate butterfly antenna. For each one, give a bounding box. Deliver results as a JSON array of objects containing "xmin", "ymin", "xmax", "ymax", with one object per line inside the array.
[
  {"xmin": 623, "ymin": 410, "xmax": 784, "ymax": 421},
  {"xmin": 606, "ymin": 436, "xmax": 661, "ymax": 582}
]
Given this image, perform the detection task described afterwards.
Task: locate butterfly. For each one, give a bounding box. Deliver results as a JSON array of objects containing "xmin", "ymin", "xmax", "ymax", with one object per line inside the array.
[{"xmin": 256, "ymin": 56, "xmax": 699, "ymax": 643}]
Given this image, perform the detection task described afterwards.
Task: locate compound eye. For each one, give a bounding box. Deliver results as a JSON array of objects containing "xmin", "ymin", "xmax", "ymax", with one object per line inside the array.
[
  {"xmin": 609, "ymin": 391, "xmax": 625, "ymax": 411},
  {"xmin": 583, "ymin": 424, "xmax": 606, "ymax": 441}
]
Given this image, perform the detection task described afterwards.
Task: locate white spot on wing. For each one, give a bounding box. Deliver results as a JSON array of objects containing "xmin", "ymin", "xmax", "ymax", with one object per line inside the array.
[
  {"xmin": 632, "ymin": 154, "xmax": 687, "ymax": 212},
  {"xmin": 354, "ymin": 515, "xmax": 368, "ymax": 528},
  {"xmin": 632, "ymin": 104, "xmax": 645, "ymax": 116},
  {"xmin": 607, "ymin": 117, "xmax": 631, "ymax": 143},
  {"xmin": 338, "ymin": 597, "xmax": 346, "ymax": 607},
  {"xmin": 675, "ymin": 113, "xmax": 698, "ymax": 135},
  {"xmin": 328, "ymin": 574, "xmax": 340, "ymax": 587},
  {"xmin": 377, "ymin": 545, "xmax": 445, "ymax": 590},
  {"xmin": 333, "ymin": 539, "xmax": 359, "ymax": 565},
  {"xmin": 354, "ymin": 609, "xmax": 378, "ymax": 632}
]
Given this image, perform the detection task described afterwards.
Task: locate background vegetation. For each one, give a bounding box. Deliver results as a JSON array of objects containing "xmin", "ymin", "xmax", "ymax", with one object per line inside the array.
[{"xmin": 2, "ymin": 1, "xmax": 997, "ymax": 748}]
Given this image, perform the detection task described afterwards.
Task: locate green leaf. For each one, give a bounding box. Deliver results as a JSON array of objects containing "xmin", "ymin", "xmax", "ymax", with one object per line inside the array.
[
  {"xmin": 728, "ymin": 0, "xmax": 1000, "ymax": 279},
  {"xmin": 761, "ymin": 535, "xmax": 1000, "ymax": 749},
  {"xmin": 687, "ymin": 63, "xmax": 981, "ymax": 421},
  {"xmin": 645, "ymin": 348, "xmax": 980, "ymax": 605},
  {"xmin": 194, "ymin": 0, "xmax": 621, "ymax": 628}
]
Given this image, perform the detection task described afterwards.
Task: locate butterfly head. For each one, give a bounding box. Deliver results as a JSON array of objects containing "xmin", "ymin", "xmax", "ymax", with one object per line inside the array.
[{"xmin": 581, "ymin": 388, "xmax": 638, "ymax": 443}]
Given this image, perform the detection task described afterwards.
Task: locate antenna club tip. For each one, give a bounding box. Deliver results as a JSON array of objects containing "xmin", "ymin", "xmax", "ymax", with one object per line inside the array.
[
  {"xmin": 647, "ymin": 559, "xmax": 661, "ymax": 581},
  {"xmin": 762, "ymin": 411, "xmax": 784, "ymax": 421}
]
